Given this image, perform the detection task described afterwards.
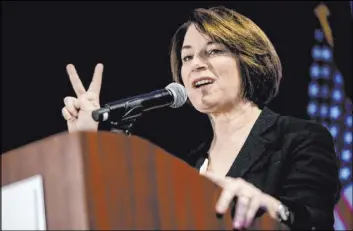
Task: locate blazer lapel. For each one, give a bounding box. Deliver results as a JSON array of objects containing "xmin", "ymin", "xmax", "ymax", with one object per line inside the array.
[{"xmin": 226, "ymin": 107, "xmax": 279, "ymax": 178}]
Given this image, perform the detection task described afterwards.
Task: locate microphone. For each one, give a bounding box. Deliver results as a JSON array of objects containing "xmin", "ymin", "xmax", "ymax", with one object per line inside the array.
[{"xmin": 92, "ymin": 82, "xmax": 188, "ymax": 122}]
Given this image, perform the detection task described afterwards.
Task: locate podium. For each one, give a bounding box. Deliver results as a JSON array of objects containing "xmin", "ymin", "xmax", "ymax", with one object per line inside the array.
[{"xmin": 1, "ymin": 132, "xmax": 288, "ymax": 230}]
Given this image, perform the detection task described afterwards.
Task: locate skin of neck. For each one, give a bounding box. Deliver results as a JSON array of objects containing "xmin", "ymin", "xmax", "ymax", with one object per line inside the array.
[{"xmin": 208, "ymin": 99, "xmax": 262, "ymax": 144}]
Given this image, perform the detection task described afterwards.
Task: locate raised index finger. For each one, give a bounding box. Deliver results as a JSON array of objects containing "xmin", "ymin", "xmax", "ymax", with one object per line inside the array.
[
  {"xmin": 66, "ymin": 64, "xmax": 86, "ymax": 96},
  {"xmin": 88, "ymin": 63, "xmax": 104, "ymax": 95}
]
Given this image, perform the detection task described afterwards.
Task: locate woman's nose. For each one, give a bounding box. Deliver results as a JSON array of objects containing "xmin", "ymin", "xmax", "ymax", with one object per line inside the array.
[{"xmin": 191, "ymin": 56, "xmax": 208, "ymax": 72}]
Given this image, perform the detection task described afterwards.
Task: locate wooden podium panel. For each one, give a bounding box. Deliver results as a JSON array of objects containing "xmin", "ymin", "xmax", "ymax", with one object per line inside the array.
[{"xmin": 2, "ymin": 132, "xmax": 288, "ymax": 230}]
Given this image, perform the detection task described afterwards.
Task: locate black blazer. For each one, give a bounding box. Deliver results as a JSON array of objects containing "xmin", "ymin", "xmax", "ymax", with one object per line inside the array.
[{"xmin": 185, "ymin": 107, "xmax": 341, "ymax": 230}]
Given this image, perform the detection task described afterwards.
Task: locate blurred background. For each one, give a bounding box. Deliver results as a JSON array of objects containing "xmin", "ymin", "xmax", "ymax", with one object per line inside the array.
[{"xmin": 2, "ymin": 1, "xmax": 352, "ymax": 230}]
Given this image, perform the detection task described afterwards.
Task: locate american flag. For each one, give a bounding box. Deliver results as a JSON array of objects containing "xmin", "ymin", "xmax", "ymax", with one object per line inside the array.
[{"xmin": 309, "ymin": 3, "xmax": 352, "ymax": 230}]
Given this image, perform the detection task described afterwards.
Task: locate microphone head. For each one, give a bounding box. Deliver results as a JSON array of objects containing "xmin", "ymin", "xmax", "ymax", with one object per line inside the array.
[{"xmin": 165, "ymin": 82, "xmax": 188, "ymax": 108}]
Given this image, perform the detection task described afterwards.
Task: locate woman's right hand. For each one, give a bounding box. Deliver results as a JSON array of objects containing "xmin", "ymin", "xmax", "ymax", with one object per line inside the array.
[{"xmin": 62, "ymin": 63, "xmax": 104, "ymax": 133}]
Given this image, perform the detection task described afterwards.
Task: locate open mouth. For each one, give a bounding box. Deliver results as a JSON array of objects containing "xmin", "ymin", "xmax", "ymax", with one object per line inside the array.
[{"xmin": 193, "ymin": 77, "xmax": 215, "ymax": 88}]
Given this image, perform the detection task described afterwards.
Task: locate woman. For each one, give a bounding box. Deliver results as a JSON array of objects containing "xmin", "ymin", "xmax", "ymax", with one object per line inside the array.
[{"xmin": 61, "ymin": 6, "xmax": 341, "ymax": 230}]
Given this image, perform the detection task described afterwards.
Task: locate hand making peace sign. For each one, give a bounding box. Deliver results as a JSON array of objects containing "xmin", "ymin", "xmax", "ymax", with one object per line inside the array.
[{"xmin": 62, "ymin": 63, "xmax": 104, "ymax": 133}]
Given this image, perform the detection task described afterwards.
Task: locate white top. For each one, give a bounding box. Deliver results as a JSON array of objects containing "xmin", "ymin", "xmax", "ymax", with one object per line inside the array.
[{"xmin": 199, "ymin": 158, "xmax": 209, "ymax": 174}]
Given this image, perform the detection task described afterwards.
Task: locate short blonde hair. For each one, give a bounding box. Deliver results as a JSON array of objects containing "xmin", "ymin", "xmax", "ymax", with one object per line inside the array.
[{"xmin": 170, "ymin": 6, "xmax": 282, "ymax": 107}]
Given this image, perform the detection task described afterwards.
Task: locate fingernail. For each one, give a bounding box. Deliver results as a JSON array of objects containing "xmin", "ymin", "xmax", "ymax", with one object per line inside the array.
[
  {"xmin": 233, "ymin": 221, "xmax": 240, "ymax": 229},
  {"xmin": 215, "ymin": 203, "xmax": 222, "ymax": 212},
  {"xmin": 216, "ymin": 206, "xmax": 226, "ymax": 214}
]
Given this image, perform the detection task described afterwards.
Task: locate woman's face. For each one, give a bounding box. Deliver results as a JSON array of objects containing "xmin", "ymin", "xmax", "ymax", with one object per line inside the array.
[{"xmin": 180, "ymin": 24, "xmax": 243, "ymax": 114}]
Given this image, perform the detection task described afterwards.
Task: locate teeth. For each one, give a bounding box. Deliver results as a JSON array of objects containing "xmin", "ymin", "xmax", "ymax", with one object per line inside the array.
[{"xmin": 195, "ymin": 79, "xmax": 214, "ymax": 87}]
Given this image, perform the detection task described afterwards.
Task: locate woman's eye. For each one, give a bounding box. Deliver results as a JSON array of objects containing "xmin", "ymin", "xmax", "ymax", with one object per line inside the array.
[
  {"xmin": 208, "ymin": 49, "xmax": 223, "ymax": 55},
  {"xmin": 182, "ymin": 55, "xmax": 193, "ymax": 62}
]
